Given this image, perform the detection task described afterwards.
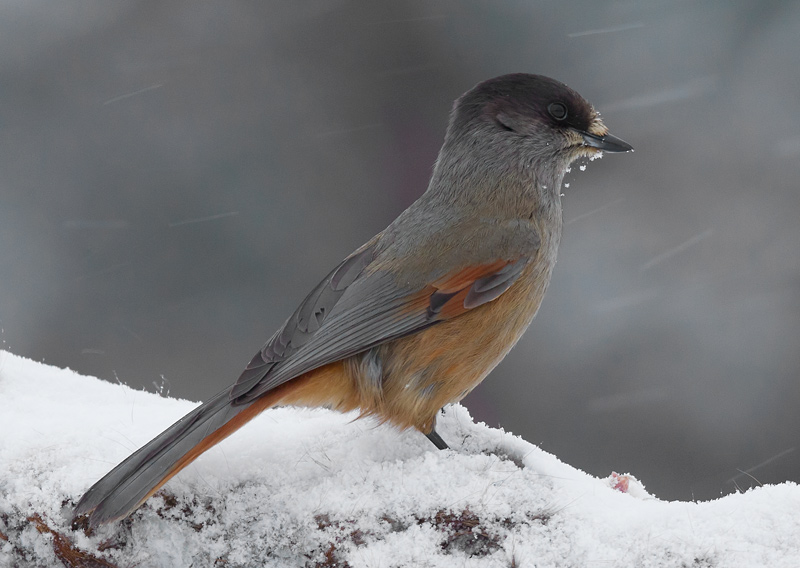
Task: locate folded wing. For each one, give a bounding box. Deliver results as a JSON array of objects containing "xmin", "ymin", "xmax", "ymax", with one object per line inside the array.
[{"xmin": 231, "ymin": 244, "xmax": 527, "ymax": 403}]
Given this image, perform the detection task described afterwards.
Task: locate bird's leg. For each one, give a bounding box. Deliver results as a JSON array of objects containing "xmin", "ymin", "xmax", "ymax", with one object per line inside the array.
[
  {"xmin": 425, "ymin": 408, "xmax": 450, "ymax": 450},
  {"xmin": 424, "ymin": 407, "xmax": 450, "ymax": 449},
  {"xmin": 425, "ymin": 428, "xmax": 449, "ymax": 450}
]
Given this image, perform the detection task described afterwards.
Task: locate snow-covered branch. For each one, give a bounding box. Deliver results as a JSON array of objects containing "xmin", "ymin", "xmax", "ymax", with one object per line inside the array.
[{"xmin": 1, "ymin": 351, "xmax": 798, "ymax": 567}]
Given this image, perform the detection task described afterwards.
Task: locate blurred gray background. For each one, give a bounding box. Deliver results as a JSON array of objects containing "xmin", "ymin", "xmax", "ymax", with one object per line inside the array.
[{"xmin": 1, "ymin": 1, "xmax": 798, "ymax": 501}]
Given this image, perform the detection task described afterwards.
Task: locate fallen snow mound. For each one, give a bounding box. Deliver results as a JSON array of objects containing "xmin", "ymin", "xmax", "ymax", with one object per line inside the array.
[{"xmin": 1, "ymin": 350, "xmax": 798, "ymax": 567}]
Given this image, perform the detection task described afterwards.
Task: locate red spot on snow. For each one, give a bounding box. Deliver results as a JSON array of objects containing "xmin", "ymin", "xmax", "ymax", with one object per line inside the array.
[{"xmin": 610, "ymin": 472, "xmax": 630, "ymax": 493}]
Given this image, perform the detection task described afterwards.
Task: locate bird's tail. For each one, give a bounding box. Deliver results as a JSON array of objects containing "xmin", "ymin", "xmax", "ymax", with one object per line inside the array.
[
  {"xmin": 72, "ymin": 361, "xmax": 354, "ymax": 527},
  {"xmin": 72, "ymin": 385, "xmax": 283, "ymax": 527}
]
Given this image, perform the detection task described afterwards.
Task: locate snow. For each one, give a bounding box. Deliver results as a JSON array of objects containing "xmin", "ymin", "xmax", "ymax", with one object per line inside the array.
[{"xmin": 1, "ymin": 350, "xmax": 798, "ymax": 567}]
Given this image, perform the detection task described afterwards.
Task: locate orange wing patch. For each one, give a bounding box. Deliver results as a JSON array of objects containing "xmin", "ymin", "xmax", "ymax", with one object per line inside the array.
[
  {"xmin": 431, "ymin": 259, "xmax": 510, "ymax": 292},
  {"xmin": 426, "ymin": 259, "xmax": 519, "ymax": 320}
]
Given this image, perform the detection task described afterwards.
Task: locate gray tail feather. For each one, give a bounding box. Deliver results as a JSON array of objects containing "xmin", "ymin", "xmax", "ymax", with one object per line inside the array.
[{"xmin": 72, "ymin": 389, "xmax": 243, "ymax": 527}]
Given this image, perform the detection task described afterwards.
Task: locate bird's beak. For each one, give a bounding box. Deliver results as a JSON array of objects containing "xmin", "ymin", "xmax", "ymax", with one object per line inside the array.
[{"xmin": 579, "ymin": 130, "xmax": 633, "ymax": 153}]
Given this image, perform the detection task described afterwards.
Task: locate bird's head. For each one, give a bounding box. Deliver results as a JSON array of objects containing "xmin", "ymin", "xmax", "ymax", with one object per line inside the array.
[{"xmin": 444, "ymin": 73, "xmax": 632, "ymax": 177}]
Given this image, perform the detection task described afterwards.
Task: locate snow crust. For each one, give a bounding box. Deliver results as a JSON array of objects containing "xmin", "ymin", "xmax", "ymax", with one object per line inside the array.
[{"xmin": 1, "ymin": 350, "xmax": 798, "ymax": 567}]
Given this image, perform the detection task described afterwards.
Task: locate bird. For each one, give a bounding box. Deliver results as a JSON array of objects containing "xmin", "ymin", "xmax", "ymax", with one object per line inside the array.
[{"xmin": 72, "ymin": 73, "xmax": 632, "ymax": 527}]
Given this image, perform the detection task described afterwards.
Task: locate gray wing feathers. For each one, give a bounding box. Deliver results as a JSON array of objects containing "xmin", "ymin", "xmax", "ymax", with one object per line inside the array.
[
  {"xmin": 229, "ymin": 244, "xmax": 376, "ymax": 400},
  {"xmin": 73, "ymin": 389, "xmax": 240, "ymax": 526},
  {"xmin": 231, "ymin": 270, "xmax": 431, "ymax": 403}
]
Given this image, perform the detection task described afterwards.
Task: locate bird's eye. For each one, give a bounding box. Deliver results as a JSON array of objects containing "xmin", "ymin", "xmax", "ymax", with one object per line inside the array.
[{"xmin": 548, "ymin": 102, "xmax": 568, "ymax": 121}]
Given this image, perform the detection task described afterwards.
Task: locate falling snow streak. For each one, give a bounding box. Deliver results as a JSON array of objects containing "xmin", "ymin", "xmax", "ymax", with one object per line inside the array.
[
  {"xmin": 640, "ymin": 229, "xmax": 713, "ymax": 271},
  {"xmin": 602, "ymin": 76, "xmax": 716, "ymax": 112},
  {"xmin": 365, "ymin": 15, "xmax": 448, "ymax": 25},
  {"xmin": 80, "ymin": 349, "xmax": 106, "ymax": 355},
  {"xmin": 565, "ymin": 198, "xmax": 625, "ymax": 225},
  {"xmin": 103, "ymin": 84, "xmax": 164, "ymax": 105},
  {"xmin": 315, "ymin": 123, "xmax": 383, "ymax": 138},
  {"xmin": 589, "ymin": 388, "xmax": 667, "ymax": 413},
  {"xmin": 168, "ymin": 212, "xmax": 240, "ymax": 227},
  {"xmin": 727, "ymin": 447, "xmax": 797, "ymax": 486},
  {"xmin": 594, "ymin": 289, "xmax": 659, "ymax": 313},
  {"xmin": 568, "ymin": 22, "xmax": 645, "ymax": 37}
]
